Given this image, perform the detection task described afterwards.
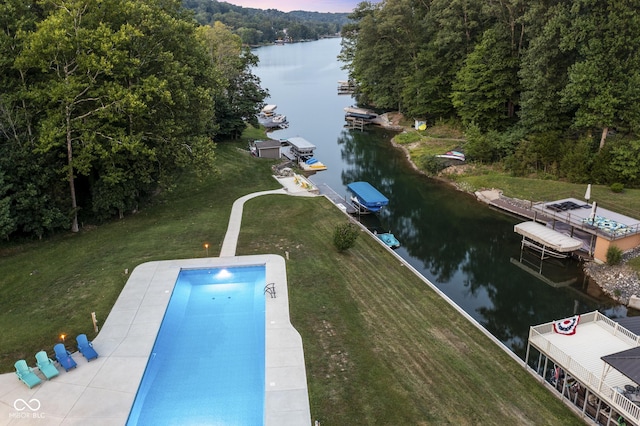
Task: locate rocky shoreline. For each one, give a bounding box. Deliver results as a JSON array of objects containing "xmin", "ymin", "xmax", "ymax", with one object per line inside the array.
[
  {"xmin": 583, "ymin": 246, "xmax": 640, "ymax": 306},
  {"xmin": 388, "ymin": 127, "xmax": 640, "ymax": 308}
]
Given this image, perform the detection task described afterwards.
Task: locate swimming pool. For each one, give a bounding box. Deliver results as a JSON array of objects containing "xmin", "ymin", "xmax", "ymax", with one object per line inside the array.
[{"xmin": 126, "ymin": 266, "xmax": 266, "ymax": 425}]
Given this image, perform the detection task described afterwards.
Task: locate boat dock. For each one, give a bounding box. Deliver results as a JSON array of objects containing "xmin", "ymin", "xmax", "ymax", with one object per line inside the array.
[
  {"xmin": 318, "ymin": 183, "xmax": 357, "ymax": 214},
  {"xmin": 343, "ymin": 107, "xmax": 405, "ymax": 132},
  {"xmin": 475, "ymin": 190, "xmax": 550, "ymax": 223},
  {"xmin": 347, "ymin": 181, "xmax": 389, "ymax": 214},
  {"xmin": 337, "ymin": 80, "xmax": 355, "ymax": 95}
]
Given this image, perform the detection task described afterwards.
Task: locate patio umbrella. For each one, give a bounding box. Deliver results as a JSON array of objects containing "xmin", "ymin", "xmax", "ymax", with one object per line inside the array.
[
  {"xmin": 589, "ymin": 201, "xmax": 597, "ymax": 221},
  {"xmin": 585, "ymin": 184, "xmax": 592, "ymax": 202}
]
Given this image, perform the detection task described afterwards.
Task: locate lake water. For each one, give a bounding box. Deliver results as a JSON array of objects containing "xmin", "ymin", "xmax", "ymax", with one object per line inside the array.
[{"xmin": 253, "ymin": 38, "xmax": 624, "ymax": 358}]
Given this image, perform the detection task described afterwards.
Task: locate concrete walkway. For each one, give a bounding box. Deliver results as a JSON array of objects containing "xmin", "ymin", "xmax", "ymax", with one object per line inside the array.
[
  {"xmin": 220, "ymin": 189, "xmax": 286, "ymax": 257},
  {"xmin": 220, "ymin": 175, "xmax": 320, "ymax": 257},
  {"xmin": 0, "ymin": 176, "xmax": 318, "ymax": 425}
]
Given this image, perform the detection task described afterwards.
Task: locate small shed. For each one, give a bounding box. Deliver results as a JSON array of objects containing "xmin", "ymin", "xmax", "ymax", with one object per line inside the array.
[{"xmin": 253, "ymin": 139, "xmax": 281, "ymax": 159}]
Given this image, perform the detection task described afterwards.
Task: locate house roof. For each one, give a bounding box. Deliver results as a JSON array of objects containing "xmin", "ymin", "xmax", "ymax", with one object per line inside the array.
[
  {"xmin": 602, "ymin": 346, "xmax": 640, "ymax": 385},
  {"xmin": 254, "ymin": 139, "xmax": 281, "ymax": 149},
  {"xmin": 600, "ymin": 317, "xmax": 640, "ymax": 384}
]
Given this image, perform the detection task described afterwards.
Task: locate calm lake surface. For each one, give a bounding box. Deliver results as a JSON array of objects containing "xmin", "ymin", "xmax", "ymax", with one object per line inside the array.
[{"xmin": 253, "ymin": 38, "xmax": 623, "ymax": 358}]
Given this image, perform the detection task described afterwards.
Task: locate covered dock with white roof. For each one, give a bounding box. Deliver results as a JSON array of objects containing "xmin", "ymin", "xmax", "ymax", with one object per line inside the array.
[
  {"xmin": 526, "ymin": 311, "xmax": 640, "ymax": 425},
  {"xmin": 286, "ymin": 137, "xmax": 316, "ymax": 160},
  {"xmin": 514, "ymin": 221, "xmax": 583, "ymax": 259}
]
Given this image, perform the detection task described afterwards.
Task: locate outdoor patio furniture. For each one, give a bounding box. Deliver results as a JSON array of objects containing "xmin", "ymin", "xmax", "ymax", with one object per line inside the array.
[
  {"xmin": 35, "ymin": 350, "xmax": 60, "ymax": 379},
  {"xmin": 54, "ymin": 343, "xmax": 77, "ymax": 371},
  {"xmin": 14, "ymin": 359, "xmax": 42, "ymax": 388},
  {"xmin": 76, "ymin": 334, "xmax": 99, "ymax": 361}
]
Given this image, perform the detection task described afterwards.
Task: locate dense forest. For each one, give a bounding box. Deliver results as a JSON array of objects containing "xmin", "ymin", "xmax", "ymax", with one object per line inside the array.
[
  {"xmin": 182, "ymin": 0, "xmax": 350, "ymax": 44},
  {"xmin": 0, "ymin": 0, "xmax": 267, "ymax": 240},
  {"xmin": 341, "ymin": 0, "xmax": 640, "ymax": 187}
]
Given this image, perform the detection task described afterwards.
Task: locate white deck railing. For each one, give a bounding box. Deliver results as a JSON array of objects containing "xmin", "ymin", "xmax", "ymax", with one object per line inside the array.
[
  {"xmin": 531, "ymin": 202, "xmax": 640, "ymax": 241},
  {"xmin": 529, "ymin": 311, "xmax": 640, "ymax": 424}
]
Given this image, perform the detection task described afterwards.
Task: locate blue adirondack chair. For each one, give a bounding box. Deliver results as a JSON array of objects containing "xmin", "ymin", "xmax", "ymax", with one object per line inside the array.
[
  {"xmin": 14, "ymin": 360, "xmax": 42, "ymax": 388},
  {"xmin": 35, "ymin": 350, "xmax": 60, "ymax": 379},
  {"xmin": 54, "ymin": 343, "xmax": 77, "ymax": 371},
  {"xmin": 76, "ymin": 334, "xmax": 98, "ymax": 361}
]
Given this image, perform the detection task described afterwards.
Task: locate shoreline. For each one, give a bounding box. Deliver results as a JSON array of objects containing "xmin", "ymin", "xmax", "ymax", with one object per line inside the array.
[{"xmin": 387, "ymin": 124, "xmax": 640, "ymax": 309}]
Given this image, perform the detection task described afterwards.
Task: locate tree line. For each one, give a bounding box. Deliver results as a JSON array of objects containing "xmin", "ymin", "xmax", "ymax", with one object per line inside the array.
[
  {"xmin": 341, "ymin": 0, "xmax": 640, "ymax": 186},
  {"xmin": 183, "ymin": 0, "xmax": 350, "ymax": 45},
  {"xmin": 0, "ymin": 0, "xmax": 266, "ymax": 240}
]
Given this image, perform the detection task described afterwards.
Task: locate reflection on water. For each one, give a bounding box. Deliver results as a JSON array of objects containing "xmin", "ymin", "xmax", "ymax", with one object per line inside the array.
[{"xmin": 253, "ymin": 38, "xmax": 622, "ymax": 359}]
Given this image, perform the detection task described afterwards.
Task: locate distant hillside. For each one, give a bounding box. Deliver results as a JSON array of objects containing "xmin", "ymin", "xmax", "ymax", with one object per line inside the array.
[{"xmin": 182, "ymin": 0, "xmax": 350, "ymax": 45}]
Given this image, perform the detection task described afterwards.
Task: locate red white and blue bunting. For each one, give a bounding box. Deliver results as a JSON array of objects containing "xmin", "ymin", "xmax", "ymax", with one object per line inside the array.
[{"xmin": 553, "ymin": 315, "xmax": 580, "ymax": 335}]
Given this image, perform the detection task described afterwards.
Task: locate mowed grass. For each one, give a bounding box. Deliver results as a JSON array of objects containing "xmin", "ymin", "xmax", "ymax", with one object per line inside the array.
[
  {"xmin": 0, "ymin": 141, "xmax": 280, "ymax": 370},
  {"xmin": 237, "ymin": 195, "xmax": 582, "ymax": 425},
  {"xmin": 1, "ymin": 139, "xmax": 582, "ymax": 424},
  {"xmin": 456, "ymin": 171, "xmax": 640, "ymax": 219}
]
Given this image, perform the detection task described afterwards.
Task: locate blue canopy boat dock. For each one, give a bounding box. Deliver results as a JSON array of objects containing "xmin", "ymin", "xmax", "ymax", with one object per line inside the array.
[{"xmin": 347, "ymin": 182, "xmax": 389, "ymax": 213}]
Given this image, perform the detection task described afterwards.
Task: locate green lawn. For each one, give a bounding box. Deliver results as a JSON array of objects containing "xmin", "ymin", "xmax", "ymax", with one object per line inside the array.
[
  {"xmin": 237, "ymin": 195, "xmax": 582, "ymax": 424},
  {"xmin": 456, "ymin": 171, "xmax": 640, "ymax": 219},
  {"xmin": 0, "ymin": 138, "xmax": 584, "ymax": 424},
  {"xmin": 394, "ymin": 126, "xmax": 640, "ymax": 220},
  {"xmin": 0, "ymin": 141, "xmax": 280, "ymax": 370}
]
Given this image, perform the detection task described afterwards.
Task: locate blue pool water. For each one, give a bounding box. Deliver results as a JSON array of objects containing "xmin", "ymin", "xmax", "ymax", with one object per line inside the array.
[{"xmin": 127, "ymin": 266, "xmax": 266, "ymax": 425}]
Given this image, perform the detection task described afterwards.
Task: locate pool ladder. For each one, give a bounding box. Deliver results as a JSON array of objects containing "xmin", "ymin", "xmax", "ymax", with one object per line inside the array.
[{"xmin": 264, "ymin": 283, "xmax": 276, "ymax": 298}]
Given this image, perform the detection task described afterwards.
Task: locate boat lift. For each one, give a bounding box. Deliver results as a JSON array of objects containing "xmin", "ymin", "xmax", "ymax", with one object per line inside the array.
[
  {"xmin": 512, "ymin": 222, "xmax": 584, "ymax": 286},
  {"xmin": 514, "ymin": 221, "xmax": 583, "ymax": 261}
]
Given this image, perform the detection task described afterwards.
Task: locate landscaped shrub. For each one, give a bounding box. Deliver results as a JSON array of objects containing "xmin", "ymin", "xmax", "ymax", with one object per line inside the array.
[
  {"xmin": 333, "ymin": 222, "xmax": 359, "ymax": 252},
  {"xmin": 419, "ymin": 155, "xmax": 446, "ymax": 176},
  {"xmin": 606, "ymin": 245, "xmax": 623, "ymax": 265},
  {"xmin": 610, "ymin": 183, "xmax": 624, "ymax": 193}
]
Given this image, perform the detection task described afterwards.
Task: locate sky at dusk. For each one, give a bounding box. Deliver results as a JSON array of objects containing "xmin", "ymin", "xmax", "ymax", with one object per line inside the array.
[{"xmin": 223, "ymin": 0, "xmax": 379, "ymax": 13}]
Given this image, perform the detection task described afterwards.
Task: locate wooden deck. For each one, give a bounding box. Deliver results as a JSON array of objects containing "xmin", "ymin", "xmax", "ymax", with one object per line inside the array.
[
  {"xmin": 475, "ymin": 190, "xmax": 596, "ymax": 259},
  {"xmin": 482, "ymin": 194, "xmax": 551, "ymax": 223}
]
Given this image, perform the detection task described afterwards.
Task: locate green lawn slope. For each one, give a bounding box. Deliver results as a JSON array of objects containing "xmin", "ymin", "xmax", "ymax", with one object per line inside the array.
[{"xmin": 0, "ymin": 138, "xmax": 583, "ymax": 424}]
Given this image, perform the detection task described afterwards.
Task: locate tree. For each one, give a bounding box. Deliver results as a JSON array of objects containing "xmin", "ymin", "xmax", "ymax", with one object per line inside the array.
[
  {"xmin": 197, "ymin": 22, "xmax": 267, "ymax": 139},
  {"xmin": 16, "ymin": 0, "xmax": 140, "ymax": 231},
  {"xmin": 609, "ymin": 139, "xmax": 640, "ymax": 186},
  {"xmin": 560, "ymin": 0, "xmax": 640, "ymax": 150},
  {"xmin": 464, "ymin": 123, "xmax": 497, "ymax": 163},
  {"xmin": 401, "ymin": 0, "xmax": 486, "ymax": 119},
  {"xmin": 15, "ymin": 0, "xmax": 219, "ymax": 230},
  {"xmin": 0, "ymin": 172, "xmax": 16, "ymax": 239},
  {"xmin": 451, "ymin": 27, "xmax": 519, "ymax": 130},
  {"xmin": 519, "ymin": 1, "xmax": 575, "ymax": 133},
  {"xmin": 0, "ymin": 0, "xmax": 71, "ymax": 238},
  {"xmin": 559, "ymin": 137, "xmax": 594, "ymax": 183},
  {"xmin": 342, "ymin": 0, "xmax": 419, "ymax": 110}
]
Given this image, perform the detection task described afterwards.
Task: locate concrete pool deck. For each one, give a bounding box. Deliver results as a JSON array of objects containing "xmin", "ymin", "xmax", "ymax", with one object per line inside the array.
[{"xmin": 0, "ymin": 176, "xmax": 315, "ymax": 425}]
